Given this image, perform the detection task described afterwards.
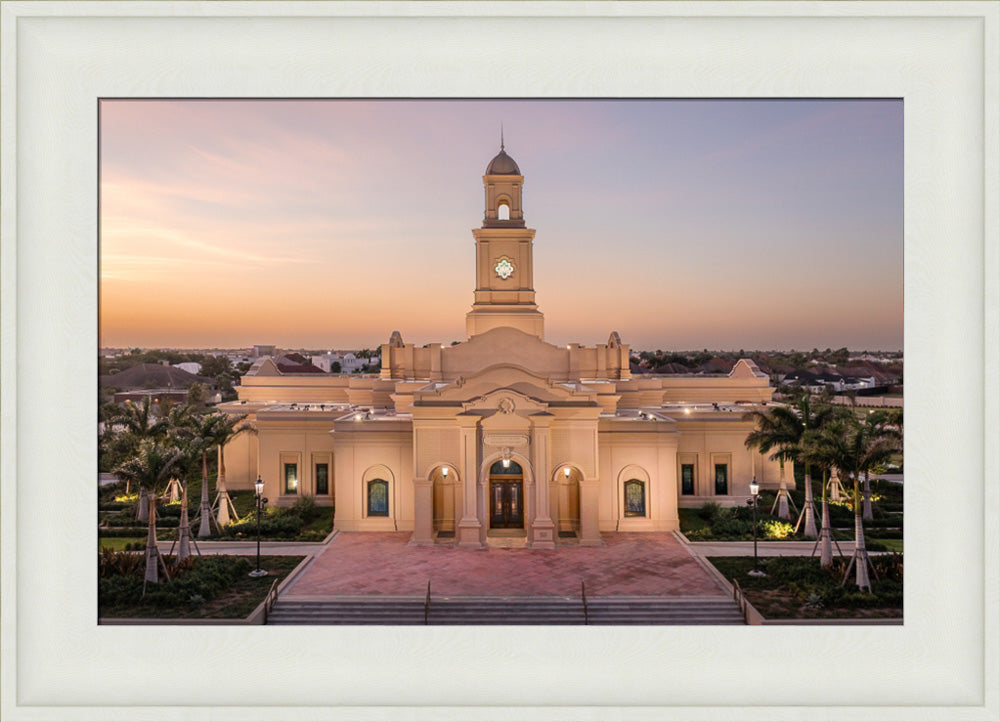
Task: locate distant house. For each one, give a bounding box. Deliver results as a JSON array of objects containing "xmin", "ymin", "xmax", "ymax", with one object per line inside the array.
[
  {"xmin": 274, "ymin": 354, "xmax": 325, "ymax": 374},
  {"xmin": 99, "ymin": 363, "xmax": 218, "ymax": 407}
]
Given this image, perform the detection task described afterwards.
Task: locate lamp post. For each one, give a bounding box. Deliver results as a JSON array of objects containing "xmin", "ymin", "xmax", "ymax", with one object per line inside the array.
[
  {"xmin": 747, "ymin": 477, "xmax": 766, "ymax": 577},
  {"xmin": 249, "ymin": 475, "xmax": 268, "ymax": 578}
]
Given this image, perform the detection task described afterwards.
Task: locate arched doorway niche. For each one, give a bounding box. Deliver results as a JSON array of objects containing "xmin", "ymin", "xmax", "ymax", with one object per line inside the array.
[
  {"xmin": 551, "ymin": 463, "xmax": 582, "ymax": 537},
  {"xmin": 429, "ymin": 463, "xmax": 459, "ymax": 537}
]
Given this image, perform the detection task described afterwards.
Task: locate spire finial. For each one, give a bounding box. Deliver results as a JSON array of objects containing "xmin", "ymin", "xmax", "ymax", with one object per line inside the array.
[{"xmin": 500, "ymin": 124, "xmax": 504, "ymax": 151}]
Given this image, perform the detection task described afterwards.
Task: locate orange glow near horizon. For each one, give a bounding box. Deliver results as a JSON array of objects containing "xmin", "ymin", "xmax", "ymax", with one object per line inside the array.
[{"xmin": 100, "ymin": 99, "xmax": 903, "ymax": 352}]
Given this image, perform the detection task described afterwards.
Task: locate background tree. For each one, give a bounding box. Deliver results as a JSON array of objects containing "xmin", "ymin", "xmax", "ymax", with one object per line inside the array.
[{"xmin": 105, "ymin": 397, "xmax": 169, "ymax": 492}]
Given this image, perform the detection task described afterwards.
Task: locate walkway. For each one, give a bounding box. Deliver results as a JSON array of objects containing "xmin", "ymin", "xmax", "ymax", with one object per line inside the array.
[{"xmin": 284, "ymin": 532, "xmax": 727, "ymax": 598}]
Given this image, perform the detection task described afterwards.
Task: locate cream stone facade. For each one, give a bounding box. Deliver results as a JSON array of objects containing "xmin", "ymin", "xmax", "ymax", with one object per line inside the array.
[{"xmin": 218, "ymin": 144, "xmax": 790, "ymax": 548}]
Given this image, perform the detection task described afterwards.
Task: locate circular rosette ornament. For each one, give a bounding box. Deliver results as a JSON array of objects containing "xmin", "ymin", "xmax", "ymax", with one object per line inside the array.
[{"xmin": 494, "ymin": 258, "xmax": 515, "ymax": 280}]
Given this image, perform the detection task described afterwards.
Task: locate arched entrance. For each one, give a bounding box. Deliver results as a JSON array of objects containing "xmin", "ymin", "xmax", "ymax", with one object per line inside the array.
[
  {"xmin": 488, "ymin": 459, "xmax": 524, "ymax": 529},
  {"xmin": 555, "ymin": 465, "xmax": 581, "ymax": 536},
  {"xmin": 432, "ymin": 465, "xmax": 457, "ymax": 536}
]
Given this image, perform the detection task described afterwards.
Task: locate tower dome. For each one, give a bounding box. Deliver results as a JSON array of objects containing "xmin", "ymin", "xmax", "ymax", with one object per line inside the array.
[{"xmin": 485, "ymin": 148, "xmax": 521, "ymax": 175}]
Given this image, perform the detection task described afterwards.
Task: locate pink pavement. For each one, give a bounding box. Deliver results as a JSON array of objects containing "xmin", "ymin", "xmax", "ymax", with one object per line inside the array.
[{"xmin": 285, "ymin": 532, "xmax": 727, "ymax": 598}]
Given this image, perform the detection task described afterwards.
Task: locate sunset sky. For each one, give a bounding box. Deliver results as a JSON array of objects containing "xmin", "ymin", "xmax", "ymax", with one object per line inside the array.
[{"xmin": 99, "ymin": 99, "xmax": 902, "ymax": 352}]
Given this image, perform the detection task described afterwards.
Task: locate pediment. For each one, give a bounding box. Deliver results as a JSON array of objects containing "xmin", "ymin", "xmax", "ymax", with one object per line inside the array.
[
  {"xmin": 442, "ymin": 326, "xmax": 571, "ymax": 380},
  {"xmin": 463, "ymin": 388, "xmax": 549, "ymax": 415},
  {"xmin": 415, "ymin": 363, "xmax": 595, "ymax": 408}
]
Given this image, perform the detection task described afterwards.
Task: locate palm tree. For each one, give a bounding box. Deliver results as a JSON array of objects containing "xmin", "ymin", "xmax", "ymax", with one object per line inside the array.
[
  {"xmin": 801, "ymin": 423, "xmax": 847, "ymax": 568},
  {"xmin": 205, "ymin": 412, "xmax": 253, "ymax": 528},
  {"xmin": 112, "ymin": 438, "xmax": 186, "ymax": 526},
  {"xmin": 859, "ymin": 409, "xmax": 902, "ymax": 521},
  {"xmin": 186, "ymin": 412, "xmax": 226, "ymax": 538},
  {"xmin": 788, "ymin": 393, "xmax": 836, "ymax": 538},
  {"xmin": 744, "ymin": 404, "xmax": 800, "ymax": 522},
  {"xmin": 811, "ymin": 414, "xmax": 898, "ymax": 591},
  {"xmin": 106, "ymin": 396, "xmax": 170, "ymax": 493}
]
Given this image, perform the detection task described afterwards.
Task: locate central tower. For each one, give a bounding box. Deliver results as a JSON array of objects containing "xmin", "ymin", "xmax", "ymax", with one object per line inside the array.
[{"xmin": 465, "ymin": 141, "xmax": 545, "ymax": 339}]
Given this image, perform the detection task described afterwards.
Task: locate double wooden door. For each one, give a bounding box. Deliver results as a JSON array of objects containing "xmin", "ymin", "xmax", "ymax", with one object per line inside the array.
[{"xmin": 489, "ymin": 478, "xmax": 524, "ymax": 529}]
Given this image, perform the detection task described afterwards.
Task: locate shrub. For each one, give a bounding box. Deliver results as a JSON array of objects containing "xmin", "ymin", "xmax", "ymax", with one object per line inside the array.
[
  {"xmin": 761, "ymin": 519, "xmax": 795, "ymax": 540},
  {"xmin": 291, "ymin": 495, "xmax": 318, "ymax": 519},
  {"xmin": 697, "ymin": 502, "xmax": 724, "ymax": 523}
]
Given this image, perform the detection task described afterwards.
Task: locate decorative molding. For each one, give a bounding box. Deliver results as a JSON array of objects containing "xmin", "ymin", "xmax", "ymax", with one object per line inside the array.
[{"xmin": 484, "ymin": 433, "xmax": 529, "ymax": 448}]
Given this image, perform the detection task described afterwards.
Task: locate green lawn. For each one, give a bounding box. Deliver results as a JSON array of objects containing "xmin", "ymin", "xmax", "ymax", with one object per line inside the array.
[{"xmin": 98, "ymin": 536, "xmax": 145, "ymax": 551}]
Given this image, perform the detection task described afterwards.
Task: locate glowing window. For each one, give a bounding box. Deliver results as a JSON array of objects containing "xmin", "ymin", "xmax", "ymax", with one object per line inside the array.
[{"xmin": 624, "ymin": 479, "xmax": 646, "ymax": 517}]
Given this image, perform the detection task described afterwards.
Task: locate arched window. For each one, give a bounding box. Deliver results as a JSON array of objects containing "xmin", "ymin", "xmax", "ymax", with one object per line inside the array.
[
  {"xmin": 490, "ymin": 459, "xmax": 522, "ymax": 475},
  {"xmin": 497, "ymin": 202, "xmax": 510, "ymax": 220},
  {"xmin": 623, "ymin": 479, "xmax": 646, "ymax": 517},
  {"xmin": 367, "ymin": 479, "xmax": 389, "ymax": 517}
]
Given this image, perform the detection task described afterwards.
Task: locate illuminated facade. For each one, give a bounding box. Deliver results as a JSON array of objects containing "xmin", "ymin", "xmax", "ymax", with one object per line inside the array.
[{"xmin": 219, "ymin": 145, "xmax": 787, "ymax": 548}]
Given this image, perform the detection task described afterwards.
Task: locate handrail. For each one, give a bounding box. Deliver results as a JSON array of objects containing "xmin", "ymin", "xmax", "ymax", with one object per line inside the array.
[
  {"xmin": 263, "ymin": 579, "xmax": 279, "ymax": 624},
  {"xmin": 732, "ymin": 578, "xmax": 751, "ymax": 624},
  {"xmin": 424, "ymin": 580, "xmax": 431, "ymax": 625},
  {"xmin": 581, "ymin": 580, "xmax": 589, "ymax": 625}
]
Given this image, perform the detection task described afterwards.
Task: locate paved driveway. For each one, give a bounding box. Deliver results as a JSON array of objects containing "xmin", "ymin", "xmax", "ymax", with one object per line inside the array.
[{"xmin": 284, "ymin": 532, "xmax": 728, "ymax": 598}]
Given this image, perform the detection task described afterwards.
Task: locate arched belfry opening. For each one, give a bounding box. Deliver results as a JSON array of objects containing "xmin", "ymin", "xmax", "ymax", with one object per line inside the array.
[{"xmin": 482, "ymin": 135, "xmax": 525, "ymax": 228}]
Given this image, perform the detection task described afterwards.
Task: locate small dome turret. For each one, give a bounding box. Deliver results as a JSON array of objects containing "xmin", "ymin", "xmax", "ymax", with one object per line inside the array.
[{"xmin": 485, "ymin": 148, "xmax": 521, "ymax": 175}]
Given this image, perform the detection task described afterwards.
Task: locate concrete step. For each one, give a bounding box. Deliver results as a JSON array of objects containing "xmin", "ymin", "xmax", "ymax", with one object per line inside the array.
[{"xmin": 267, "ymin": 595, "xmax": 745, "ymax": 625}]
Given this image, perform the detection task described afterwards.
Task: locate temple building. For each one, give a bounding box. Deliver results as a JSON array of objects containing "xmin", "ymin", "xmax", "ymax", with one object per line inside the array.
[{"xmin": 218, "ymin": 143, "xmax": 787, "ymax": 548}]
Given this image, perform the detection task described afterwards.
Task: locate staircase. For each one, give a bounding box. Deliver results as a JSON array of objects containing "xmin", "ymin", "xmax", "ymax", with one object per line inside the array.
[{"xmin": 267, "ymin": 595, "xmax": 744, "ymax": 625}]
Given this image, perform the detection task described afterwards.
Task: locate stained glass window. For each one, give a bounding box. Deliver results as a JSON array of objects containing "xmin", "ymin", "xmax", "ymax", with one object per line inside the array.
[
  {"xmin": 315, "ymin": 463, "xmax": 329, "ymax": 495},
  {"xmin": 494, "ymin": 258, "xmax": 515, "ymax": 279},
  {"xmin": 368, "ymin": 479, "xmax": 389, "ymax": 516},
  {"xmin": 284, "ymin": 463, "xmax": 298, "ymax": 494},
  {"xmin": 715, "ymin": 464, "xmax": 728, "ymax": 495},
  {"xmin": 624, "ymin": 479, "xmax": 645, "ymax": 517},
  {"xmin": 681, "ymin": 464, "xmax": 695, "ymax": 495},
  {"xmin": 489, "ymin": 459, "xmax": 522, "ymax": 475}
]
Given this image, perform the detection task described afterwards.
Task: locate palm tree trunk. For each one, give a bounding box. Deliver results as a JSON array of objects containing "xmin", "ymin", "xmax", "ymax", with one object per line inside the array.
[
  {"xmin": 774, "ymin": 460, "xmax": 791, "ymax": 520},
  {"xmin": 177, "ymin": 481, "xmax": 192, "ymax": 560},
  {"xmin": 198, "ymin": 450, "xmax": 212, "ymax": 537},
  {"xmin": 851, "ymin": 511, "xmax": 872, "ymax": 591},
  {"xmin": 862, "ymin": 470, "xmax": 874, "ymax": 522},
  {"xmin": 845, "ymin": 468, "xmax": 872, "ymax": 592},
  {"xmin": 215, "ymin": 443, "xmax": 231, "ymax": 528},
  {"xmin": 143, "ymin": 496, "xmax": 159, "ymax": 591},
  {"xmin": 829, "ymin": 467, "xmax": 842, "ymax": 502},
  {"xmin": 819, "ymin": 469, "xmax": 833, "ymax": 568},
  {"xmin": 802, "ymin": 466, "xmax": 817, "ymax": 539},
  {"xmin": 136, "ymin": 486, "xmax": 149, "ymax": 522}
]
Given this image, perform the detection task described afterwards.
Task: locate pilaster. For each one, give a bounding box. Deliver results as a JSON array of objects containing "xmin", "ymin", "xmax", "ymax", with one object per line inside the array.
[
  {"xmin": 529, "ymin": 416, "xmax": 555, "ymax": 548},
  {"xmin": 409, "ymin": 479, "xmax": 434, "ymax": 545},
  {"xmin": 579, "ymin": 478, "xmax": 604, "ymax": 546}
]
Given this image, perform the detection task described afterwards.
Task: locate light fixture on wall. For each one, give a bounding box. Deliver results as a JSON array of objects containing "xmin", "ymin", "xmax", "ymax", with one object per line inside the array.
[
  {"xmin": 563, "ymin": 466, "xmax": 571, "ymax": 478},
  {"xmin": 441, "ymin": 466, "xmax": 449, "ymax": 477},
  {"xmin": 501, "ymin": 448, "xmax": 511, "ymax": 469}
]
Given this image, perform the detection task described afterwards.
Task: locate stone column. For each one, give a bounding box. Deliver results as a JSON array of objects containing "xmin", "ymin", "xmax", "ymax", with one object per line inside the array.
[
  {"xmin": 579, "ymin": 478, "xmax": 603, "ymax": 546},
  {"xmin": 529, "ymin": 417, "xmax": 555, "ymax": 548},
  {"xmin": 410, "ymin": 478, "xmax": 434, "ymax": 545},
  {"xmin": 456, "ymin": 417, "xmax": 484, "ymax": 548}
]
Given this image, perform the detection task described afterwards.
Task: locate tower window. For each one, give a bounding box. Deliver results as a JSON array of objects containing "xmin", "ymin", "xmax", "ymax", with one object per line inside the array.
[{"xmin": 498, "ymin": 202, "xmax": 510, "ymax": 220}]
